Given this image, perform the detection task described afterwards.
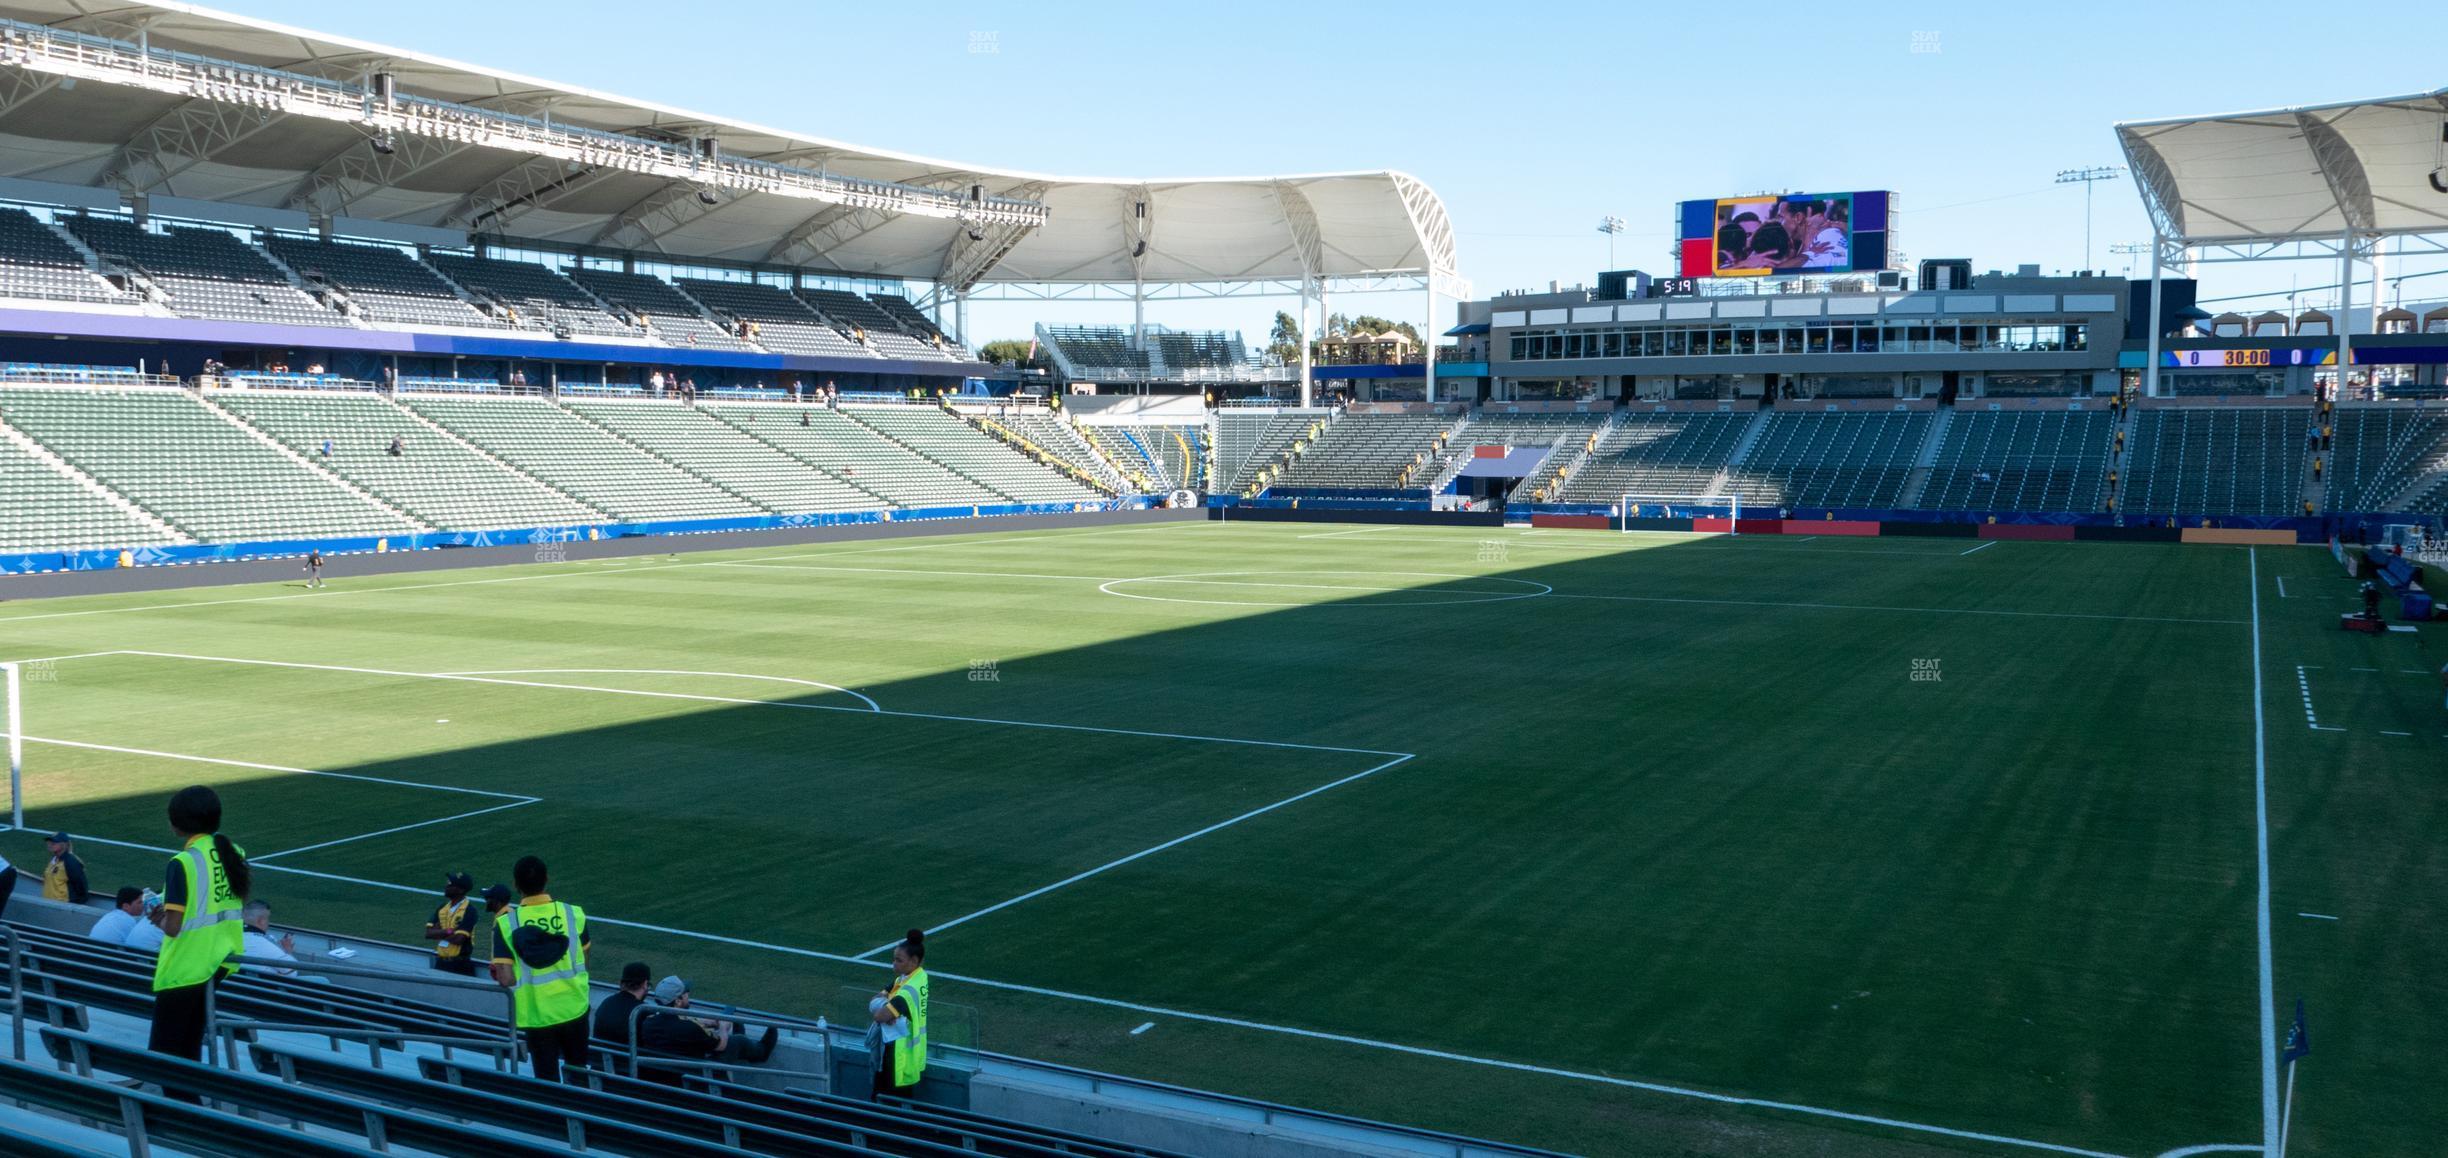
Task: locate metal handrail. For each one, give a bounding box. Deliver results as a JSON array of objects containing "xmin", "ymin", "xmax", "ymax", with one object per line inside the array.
[
  {"xmin": 621, "ymin": 996, "xmax": 828, "ymax": 1083},
  {"xmin": 205, "ymin": 951, "xmax": 517, "ymax": 1071},
  {"xmin": 0, "ymin": 927, "xmax": 22, "ymax": 1061}
]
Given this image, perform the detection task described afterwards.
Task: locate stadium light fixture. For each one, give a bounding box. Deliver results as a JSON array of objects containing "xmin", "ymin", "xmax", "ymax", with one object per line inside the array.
[
  {"xmin": 1598, "ymin": 215, "xmax": 1626, "ymax": 268},
  {"xmin": 696, "ymin": 187, "xmax": 721, "ymax": 207},
  {"xmin": 2055, "ymin": 167, "xmax": 2123, "ymax": 275},
  {"xmin": 369, "ymin": 132, "xmax": 395, "ymax": 156}
]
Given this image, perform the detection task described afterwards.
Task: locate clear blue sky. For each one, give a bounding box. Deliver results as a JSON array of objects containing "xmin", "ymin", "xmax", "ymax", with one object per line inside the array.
[{"xmin": 212, "ymin": 0, "xmax": 2448, "ymax": 344}]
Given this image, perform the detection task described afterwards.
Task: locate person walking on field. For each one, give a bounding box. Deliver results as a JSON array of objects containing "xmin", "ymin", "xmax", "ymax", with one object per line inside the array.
[
  {"xmin": 149, "ymin": 786, "xmax": 250, "ymax": 1101},
  {"xmin": 305, "ymin": 548, "xmax": 325, "ymax": 589},
  {"xmin": 492, "ymin": 856, "xmax": 591, "ymax": 1082}
]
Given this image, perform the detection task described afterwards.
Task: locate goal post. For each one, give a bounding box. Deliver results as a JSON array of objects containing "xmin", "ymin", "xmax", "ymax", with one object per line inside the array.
[
  {"xmin": 4, "ymin": 661, "xmax": 19, "ymax": 830},
  {"xmin": 1617, "ymin": 493, "xmax": 1741, "ymax": 534}
]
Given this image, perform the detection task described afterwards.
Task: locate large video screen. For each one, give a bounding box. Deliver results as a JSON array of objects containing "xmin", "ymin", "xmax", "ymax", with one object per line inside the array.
[{"xmin": 1677, "ymin": 191, "xmax": 1890, "ymax": 279}]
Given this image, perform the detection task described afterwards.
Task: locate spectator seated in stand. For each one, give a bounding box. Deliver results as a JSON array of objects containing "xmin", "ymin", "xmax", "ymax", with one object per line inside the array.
[
  {"xmin": 241, "ymin": 898, "xmax": 300, "ymax": 977},
  {"xmin": 633, "ymin": 974, "xmax": 778, "ymax": 1083},
  {"xmin": 89, "ymin": 886, "xmax": 147, "ymax": 943},
  {"xmin": 594, "ymin": 961, "xmax": 652, "ymax": 1051},
  {"xmin": 122, "ymin": 890, "xmax": 166, "ymax": 953}
]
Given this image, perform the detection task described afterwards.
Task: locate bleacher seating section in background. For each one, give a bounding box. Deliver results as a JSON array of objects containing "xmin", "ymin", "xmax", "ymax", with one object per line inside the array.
[
  {"xmin": 1552, "ymin": 412, "xmax": 1749, "ymax": 503},
  {"xmin": 563, "ymin": 399, "xmax": 883, "ymax": 514},
  {"xmin": 2124, "ymin": 407, "xmax": 2312, "ymax": 517},
  {"xmin": 799, "ymin": 288, "xmax": 956, "ymax": 360},
  {"xmin": 675, "ymin": 278, "xmax": 867, "ymax": 357},
  {"xmin": 1727, "ymin": 412, "xmax": 1932, "ymax": 509},
  {"xmin": 1921, "ymin": 410, "xmax": 2113, "ymax": 513},
  {"xmin": 1213, "ymin": 412, "xmax": 1311, "ymax": 493},
  {"xmin": 871, "ymin": 292, "xmax": 952, "ymax": 342},
  {"xmin": 1042, "ymin": 326, "xmax": 1150, "ymax": 376},
  {"xmin": 0, "ymin": 208, "xmax": 126, "ymax": 304},
  {"xmin": 2323, "ymin": 407, "xmax": 2448, "ymax": 514},
  {"xmin": 428, "ymin": 254, "xmax": 638, "ymax": 339},
  {"xmin": 564, "ymin": 267, "xmax": 759, "ymax": 351},
  {"xmin": 853, "ymin": 406, "xmax": 1100, "ymax": 503},
  {"xmin": 402, "ymin": 394, "xmax": 766, "ymax": 522},
  {"xmin": 997, "ymin": 411, "xmax": 1131, "ymax": 491},
  {"xmin": 1086, "ymin": 423, "xmax": 1204, "ymax": 493},
  {"xmin": 1443, "ymin": 410, "xmax": 1607, "ymax": 496},
  {"xmin": 1272, "ymin": 412, "xmax": 1458, "ymax": 489},
  {"xmin": 0, "ymin": 385, "xmax": 419, "ymax": 541},
  {"xmin": 0, "ymin": 431, "xmax": 174, "ymax": 551},
  {"xmin": 1153, "ymin": 330, "xmax": 1246, "ymax": 370},
  {"xmin": 262, "ymin": 236, "xmax": 511, "ymax": 331},
  {"xmin": 215, "ymin": 387, "xmax": 607, "ymax": 528},
  {"xmin": 705, "ymin": 402, "xmax": 1006, "ymax": 509},
  {"xmin": 63, "ymin": 216, "xmax": 347, "ymax": 327}
]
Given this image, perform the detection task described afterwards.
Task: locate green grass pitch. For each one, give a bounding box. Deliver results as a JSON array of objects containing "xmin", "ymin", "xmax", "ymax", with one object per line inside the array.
[{"xmin": 1, "ymin": 521, "xmax": 2439, "ymax": 1156}]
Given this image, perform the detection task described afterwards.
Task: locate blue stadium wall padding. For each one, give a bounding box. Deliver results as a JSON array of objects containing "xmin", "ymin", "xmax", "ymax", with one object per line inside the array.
[
  {"xmin": 1207, "ymin": 506, "xmax": 1504, "ymax": 527},
  {"xmin": 0, "ymin": 499, "xmax": 1161, "ymax": 576}
]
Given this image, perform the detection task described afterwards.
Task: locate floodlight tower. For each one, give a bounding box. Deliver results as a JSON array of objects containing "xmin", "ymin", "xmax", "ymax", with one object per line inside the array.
[
  {"xmin": 1598, "ymin": 216, "xmax": 1626, "ymax": 269},
  {"xmin": 2107, "ymin": 241, "xmax": 2148, "ymax": 276},
  {"xmin": 2055, "ymin": 166, "xmax": 2123, "ymax": 275}
]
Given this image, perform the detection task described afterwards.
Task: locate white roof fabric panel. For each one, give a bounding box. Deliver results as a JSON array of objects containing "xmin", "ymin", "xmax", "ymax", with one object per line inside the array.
[
  {"xmin": 2117, "ymin": 88, "xmax": 2448, "ymax": 243},
  {"xmin": 0, "ymin": 0, "xmax": 1457, "ymax": 289}
]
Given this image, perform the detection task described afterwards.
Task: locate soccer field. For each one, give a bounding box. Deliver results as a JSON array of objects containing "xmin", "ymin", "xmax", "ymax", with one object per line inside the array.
[{"xmin": 1, "ymin": 520, "xmax": 2439, "ymax": 1156}]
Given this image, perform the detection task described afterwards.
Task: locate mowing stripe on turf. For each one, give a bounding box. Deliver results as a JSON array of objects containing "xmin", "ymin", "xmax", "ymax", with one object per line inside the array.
[
  {"xmin": 253, "ymin": 798, "xmax": 540, "ymax": 862},
  {"xmin": 1, "ymin": 823, "xmax": 2126, "ymax": 1158},
  {"xmin": 5, "ymin": 733, "xmax": 536, "ymax": 802},
  {"xmin": 83, "ymin": 651, "xmax": 1409, "ymax": 758},
  {"xmin": 1547, "ymin": 591, "xmax": 2242, "ymax": 626},
  {"xmin": 853, "ymin": 753, "xmax": 1415, "ymax": 960},
  {"xmin": 2249, "ymin": 548, "xmax": 2279, "ymax": 1152}
]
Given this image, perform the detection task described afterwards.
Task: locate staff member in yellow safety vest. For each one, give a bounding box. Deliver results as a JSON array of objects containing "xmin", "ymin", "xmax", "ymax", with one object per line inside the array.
[
  {"xmin": 423, "ymin": 871, "xmax": 480, "ymax": 975},
  {"xmin": 149, "ymin": 786, "xmax": 249, "ymax": 1101},
  {"xmin": 870, "ymin": 928, "xmax": 930, "ymax": 1098},
  {"xmin": 491, "ymin": 855, "xmax": 591, "ymax": 1082}
]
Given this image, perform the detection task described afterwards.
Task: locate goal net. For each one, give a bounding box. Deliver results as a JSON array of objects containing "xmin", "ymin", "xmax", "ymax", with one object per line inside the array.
[{"xmin": 1617, "ymin": 493, "xmax": 1741, "ymax": 533}]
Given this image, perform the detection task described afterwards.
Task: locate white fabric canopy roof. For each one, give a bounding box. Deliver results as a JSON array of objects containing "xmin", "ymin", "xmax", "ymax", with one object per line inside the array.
[
  {"xmin": 0, "ymin": 0, "xmax": 1457, "ymax": 289},
  {"xmin": 2116, "ymin": 88, "xmax": 2448, "ymax": 244}
]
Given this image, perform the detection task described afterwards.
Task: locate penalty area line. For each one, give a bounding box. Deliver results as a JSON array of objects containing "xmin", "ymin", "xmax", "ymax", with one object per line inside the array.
[{"xmin": 854, "ymin": 752, "xmax": 1415, "ymax": 960}]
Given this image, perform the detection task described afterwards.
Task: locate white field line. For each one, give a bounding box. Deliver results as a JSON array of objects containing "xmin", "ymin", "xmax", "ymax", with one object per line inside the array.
[
  {"xmin": 1129, "ymin": 1021, "xmax": 1155, "ymax": 1035},
  {"xmin": 1295, "ymin": 527, "xmax": 1400, "ymax": 539},
  {"xmin": 4, "ymin": 732, "xmax": 534, "ymax": 802},
  {"xmin": 708, "ymin": 561, "xmax": 1123, "ymax": 583},
  {"xmin": 746, "ymin": 522, "xmax": 1216, "ymax": 563},
  {"xmin": 2154, "ymin": 1146, "xmax": 2263, "ymax": 1158},
  {"xmin": 2275, "ymin": 576, "xmax": 2288, "ymax": 598},
  {"xmin": 1961, "ymin": 540, "xmax": 1999, "ymax": 556},
  {"xmin": 72, "ymin": 651, "xmax": 1403, "ymax": 759},
  {"xmin": 253, "ymin": 798, "xmax": 538, "ymax": 862},
  {"xmin": 2250, "ymin": 548, "xmax": 2279, "ymax": 1153},
  {"xmin": 712, "ymin": 558, "xmax": 2226, "ymax": 627},
  {"xmin": 90, "ymin": 651, "xmax": 888, "ymax": 723},
  {"xmin": 0, "ymin": 556, "xmax": 707, "ymax": 624},
  {"xmin": 1547, "ymin": 591, "xmax": 2242, "ymax": 626},
  {"xmin": 2293, "ymin": 666, "xmax": 2344, "ymax": 732},
  {"xmin": 10, "ymin": 826, "xmax": 2118, "ymax": 1157},
  {"xmin": 854, "ymin": 753, "xmax": 1414, "ymax": 960},
  {"xmin": 2296, "ymin": 913, "xmax": 2338, "ymax": 921},
  {"xmin": 430, "ymin": 668, "xmax": 881, "ymax": 713}
]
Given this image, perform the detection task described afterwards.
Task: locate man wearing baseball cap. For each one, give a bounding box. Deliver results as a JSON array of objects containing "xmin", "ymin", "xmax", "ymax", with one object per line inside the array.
[
  {"xmin": 42, "ymin": 832, "xmax": 88, "ymax": 905},
  {"xmin": 422, "ymin": 871, "xmax": 480, "ymax": 975}
]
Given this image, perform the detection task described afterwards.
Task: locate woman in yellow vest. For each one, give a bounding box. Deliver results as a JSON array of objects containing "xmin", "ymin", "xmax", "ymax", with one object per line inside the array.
[
  {"xmin": 149, "ymin": 786, "xmax": 249, "ymax": 1095},
  {"xmin": 870, "ymin": 928, "xmax": 930, "ymax": 1098}
]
